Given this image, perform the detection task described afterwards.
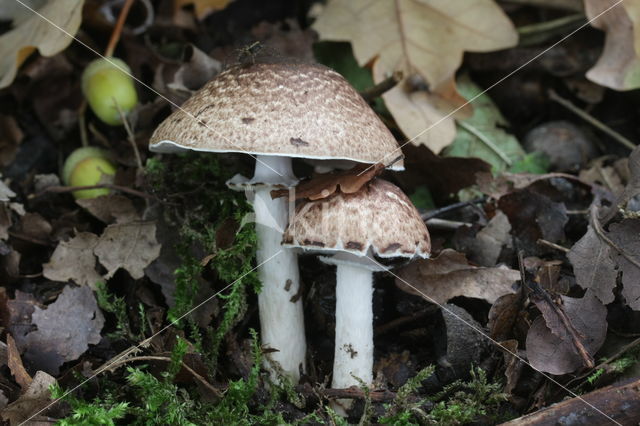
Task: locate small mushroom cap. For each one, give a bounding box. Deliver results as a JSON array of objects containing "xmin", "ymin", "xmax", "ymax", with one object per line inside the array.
[
  {"xmin": 149, "ymin": 62, "xmax": 403, "ymax": 171},
  {"xmin": 283, "ymin": 179, "xmax": 430, "ymax": 259}
]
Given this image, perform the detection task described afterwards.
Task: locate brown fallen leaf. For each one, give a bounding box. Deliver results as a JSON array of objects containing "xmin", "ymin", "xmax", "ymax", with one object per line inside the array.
[
  {"xmin": 453, "ymin": 211, "xmax": 512, "ymax": 267},
  {"xmin": 6, "ymin": 334, "xmax": 31, "ymax": 390},
  {"xmin": 0, "ymin": 0, "xmax": 84, "ymax": 89},
  {"xmin": 488, "ymin": 292, "xmax": 524, "ymax": 341},
  {"xmin": 567, "ymin": 225, "xmax": 617, "ymax": 305},
  {"xmin": 396, "ymin": 249, "xmax": 519, "ymax": 305},
  {"xmin": 1, "ymin": 370, "xmax": 56, "ymax": 425},
  {"xmin": 498, "ymin": 188, "xmax": 568, "ymax": 254},
  {"xmin": 271, "ymin": 163, "xmax": 385, "ymax": 201},
  {"xmin": 42, "ymin": 232, "xmax": 102, "ymax": 289},
  {"xmin": 94, "ymin": 221, "xmax": 162, "ymax": 279},
  {"xmin": 313, "ymin": 0, "xmax": 517, "ymax": 152},
  {"xmin": 607, "ymin": 219, "xmax": 640, "ymax": 310},
  {"xmin": 526, "ymin": 293, "xmax": 607, "ymax": 375},
  {"xmin": 76, "ymin": 194, "xmax": 140, "ymax": 224},
  {"xmin": 585, "ymin": 0, "xmax": 640, "ymax": 90},
  {"xmin": 20, "ymin": 286, "xmax": 104, "ymax": 375}
]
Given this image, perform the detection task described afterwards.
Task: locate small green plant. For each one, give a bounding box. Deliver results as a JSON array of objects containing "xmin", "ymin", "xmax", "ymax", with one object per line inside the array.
[
  {"xmin": 50, "ymin": 383, "xmax": 129, "ymax": 426},
  {"xmin": 380, "ymin": 365, "xmax": 435, "ymax": 425},
  {"xmin": 427, "ymin": 367, "xmax": 508, "ymax": 425},
  {"xmin": 96, "ymin": 281, "xmax": 139, "ymax": 340}
]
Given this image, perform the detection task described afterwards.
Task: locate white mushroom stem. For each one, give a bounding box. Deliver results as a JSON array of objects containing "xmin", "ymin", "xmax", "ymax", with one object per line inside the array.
[
  {"xmin": 333, "ymin": 262, "xmax": 374, "ymax": 389},
  {"xmin": 252, "ymin": 155, "xmax": 306, "ymax": 382}
]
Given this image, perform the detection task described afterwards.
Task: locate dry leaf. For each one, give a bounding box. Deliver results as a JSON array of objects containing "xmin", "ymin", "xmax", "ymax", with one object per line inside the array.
[
  {"xmin": 42, "ymin": 232, "xmax": 102, "ymax": 289},
  {"xmin": 607, "ymin": 219, "xmax": 640, "ymax": 310},
  {"xmin": 94, "ymin": 221, "xmax": 161, "ymax": 279},
  {"xmin": 1, "ymin": 370, "xmax": 56, "ymax": 425},
  {"xmin": 173, "ymin": 0, "xmax": 233, "ymax": 20},
  {"xmin": 313, "ymin": 0, "xmax": 517, "ymax": 152},
  {"xmin": 526, "ymin": 293, "xmax": 607, "ymax": 375},
  {"xmin": 20, "ymin": 286, "xmax": 104, "ymax": 375},
  {"xmin": 76, "ymin": 194, "xmax": 140, "ymax": 224},
  {"xmin": 568, "ymin": 225, "xmax": 617, "ymax": 305},
  {"xmin": 488, "ymin": 292, "xmax": 523, "ymax": 341},
  {"xmin": 396, "ymin": 249, "xmax": 519, "ymax": 305},
  {"xmin": 6, "ymin": 334, "xmax": 31, "ymax": 390},
  {"xmin": 0, "ymin": 0, "xmax": 84, "ymax": 89},
  {"xmin": 271, "ymin": 163, "xmax": 384, "ymax": 200},
  {"xmin": 453, "ymin": 211, "xmax": 512, "ymax": 267},
  {"xmin": 585, "ymin": 0, "xmax": 640, "ymax": 90}
]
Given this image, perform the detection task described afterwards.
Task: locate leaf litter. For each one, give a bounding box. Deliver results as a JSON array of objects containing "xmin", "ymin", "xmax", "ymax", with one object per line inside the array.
[{"xmin": 3, "ymin": 0, "xmax": 640, "ymax": 424}]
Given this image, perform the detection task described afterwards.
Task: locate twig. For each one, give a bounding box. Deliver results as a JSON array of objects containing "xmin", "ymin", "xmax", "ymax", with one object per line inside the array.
[
  {"xmin": 302, "ymin": 385, "xmax": 397, "ymax": 402},
  {"xmin": 359, "ymin": 71, "xmax": 403, "ymax": 103},
  {"xmin": 548, "ymin": 89, "xmax": 636, "ymax": 151},
  {"xmin": 457, "ymin": 121, "xmax": 513, "ymax": 166},
  {"xmin": 31, "ymin": 184, "xmax": 156, "ymax": 200},
  {"xmin": 95, "ymin": 355, "xmax": 223, "ymax": 398},
  {"xmin": 8, "ymin": 231, "xmax": 53, "ymax": 247},
  {"xmin": 374, "ymin": 307, "xmax": 436, "ymax": 335},
  {"xmin": 115, "ymin": 101, "xmax": 143, "ymax": 170},
  {"xmin": 537, "ymin": 239, "xmax": 570, "ymax": 253},
  {"xmin": 421, "ymin": 197, "xmax": 486, "ymax": 221},
  {"xmin": 501, "ymin": 376, "xmax": 640, "ymax": 425},
  {"xmin": 424, "ymin": 218, "xmax": 470, "ymax": 230},
  {"xmin": 104, "ymin": 0, "xmax": 136, "ymax": 57}
]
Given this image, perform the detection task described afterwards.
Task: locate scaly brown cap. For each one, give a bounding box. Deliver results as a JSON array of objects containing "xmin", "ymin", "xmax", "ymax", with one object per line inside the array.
[
  {"xmin": 282, "ymin": 179, "xmax": 430, "ymax": 258},
  {"xmin": 149, "ymin": 62, "xmax": 403, "ymax": 170}
]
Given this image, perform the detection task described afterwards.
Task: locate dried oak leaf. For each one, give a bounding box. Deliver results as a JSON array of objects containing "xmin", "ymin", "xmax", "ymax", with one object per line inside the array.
[
  {"xmin": 21, "ymin": 286, "xmax": 104, "ymax": 375},
  {"xmin": 526, "ymin": 293, "xmax": 607, "ymax": 375},
  {"xmin": 313, "ymin": 0, "xmax": 517, "ymax": 153},
  {"xmin": 568, "ymin": 225, "xmax": 617, "ymax": 305},
  {"xmin": 607, "ymin": 219, "xmax": 640, "ymax": 310},
  {"xmin": 94, "ymin": 221, "xmax": 161, "ymax": 279},
  {"xmin": 0, "ymin": 0, "xmax": 84, "ymax": 89},
  {"xmin": 396, "ymin": 249, "xmax": 519, "ymax": 305},
  {"xmin": 42, "ymin": 232, "xmax": 102, "ymax": 289},
  {"xmin": 585, "ymin": 0, "xmax": 640, "ymax": 90},
  {"xmin": 1, "ymin": 371, "xmax": 56, "ymax": 425},
  {"xmin": 272, "ymin": 163, "xmax": 384, "ymax": 201}
]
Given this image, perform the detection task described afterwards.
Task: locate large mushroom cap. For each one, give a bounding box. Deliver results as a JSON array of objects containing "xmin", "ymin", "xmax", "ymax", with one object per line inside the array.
[
  {"xmin": 149, "ymin": 62, "xmax": 404, "ymax": 170},
  {"xmin": 283, "ymin": 179, "xmax": 430, "ymax": 258}
]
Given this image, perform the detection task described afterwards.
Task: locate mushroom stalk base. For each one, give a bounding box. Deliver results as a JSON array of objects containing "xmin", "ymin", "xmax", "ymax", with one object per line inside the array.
[
  {"xmin": 253, "ymin": 156, "xmax": 306, "ymax": 382},
  {"xmin": 332, "ymin": 262, "xmax": 373, "ymax": 413}
]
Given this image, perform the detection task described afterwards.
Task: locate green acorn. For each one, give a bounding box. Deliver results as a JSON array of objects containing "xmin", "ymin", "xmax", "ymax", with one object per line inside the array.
[
  {"xmin": 82, "ymin": 57, "xmax": 138, "ymax": 126},
  {"xmin": 62, "ymin": 147, "xmax": 116, "ymax": 199}
]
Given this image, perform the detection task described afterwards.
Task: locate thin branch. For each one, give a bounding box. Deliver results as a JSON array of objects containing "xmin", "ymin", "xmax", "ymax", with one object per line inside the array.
[
  {"xmin": 31, "ymin": 184, "xmax": 156, "ymax": 201},
  {"xmin": 537, "ymin": 239, "xmax": 570, "ymax": 253},
  {"xmin": 549, "ymin": 89, "xmax": 636, "ymax": 151},
  {"xmin": 359, "ymin": 71, "xmax": 403, "ymax": 103},
  {"xmin": 589, "ymin": 202, "xmax": 640, "ymax": 270},
  {"xmin": 104, "ymin": 0, "xmax": 136, "ymax": 57}
]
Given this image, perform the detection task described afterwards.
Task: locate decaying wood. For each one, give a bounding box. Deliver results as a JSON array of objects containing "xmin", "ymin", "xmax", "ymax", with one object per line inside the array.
[{"xmin": 500, "ymin": 376, "xmax": 640, "ymax": 425}]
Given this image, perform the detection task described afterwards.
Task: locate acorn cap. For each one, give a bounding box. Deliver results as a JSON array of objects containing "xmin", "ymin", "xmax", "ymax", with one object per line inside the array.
[
  {"xmin": 282, "ymin": 179, "xmax": 430, "ymax": 259},
  {"xmin": 149, "ymin": 62, "xmax": 404, "ymax": 171}
]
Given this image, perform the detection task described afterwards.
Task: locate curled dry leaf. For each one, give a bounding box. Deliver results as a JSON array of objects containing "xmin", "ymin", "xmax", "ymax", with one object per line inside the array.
[
  {"xmin": 0, "ymin": 0, "xmax": 84, "ymax": 89},
  {"xmin": 526, "ymin": 293, "xmax": 607, "ymax": 375},
  {"xmin": 6, "ymin": 334, "xmax": 31, "ymax": 390},
  {"xmin": 585, "ymin": 0, "xmax": 640, "ymax": 90},
  {"xmin": 607, "ymin": 219, "xmax": 640, "ymax": 310},
  {"xmin": 313, "ymin": 0, "xmax": 517, "ymax": 153},
  {"xmin": 396, "ymin": 248, "xmax": 519, "ymax": 305},
  {"xmin": 20, "ymin": 286, "xmax": 104, "ymax": 375},
  {"xmin": 94, "ymin": 221, "xmax": 162, "ymax": 279},
  {"xmin": 42, "ymin": 232, "xmax": 102, "ymax": 289},
  {"xmin": 271, "ymin": 163, "xmax": 384, "ymax": 201}
]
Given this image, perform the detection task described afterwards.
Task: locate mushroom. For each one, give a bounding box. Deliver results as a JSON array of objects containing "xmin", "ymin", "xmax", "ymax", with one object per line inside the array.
[
  {"xmin": 149, "ymin": 62, "xmax": 403, "ymax": 382},
  {"xmin": 282, "ymin": 178, "xmax": 430, "ymax": 410}
]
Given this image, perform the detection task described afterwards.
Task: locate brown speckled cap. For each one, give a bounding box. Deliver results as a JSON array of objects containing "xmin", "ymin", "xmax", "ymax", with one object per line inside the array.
[
  {"xmin": 282, "ymin": 179, "xmax": 430, "ymax": 258},
  {"xmin": 149, "ymin": 62, "xmax": 404, "ymax": 171}
]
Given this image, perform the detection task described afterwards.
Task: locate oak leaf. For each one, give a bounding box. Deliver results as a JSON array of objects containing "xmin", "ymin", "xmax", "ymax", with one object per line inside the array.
[
  {"xmin": 313, "ymin": 0, "xmax": 518, "ymax": 152},
  {"xmin": 0, "ymin": 0, "xmax": 84, "ymax": 89},
  {"xmin": 585, "ymin": 0, "xmax": 640, "ymax": 90}
]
